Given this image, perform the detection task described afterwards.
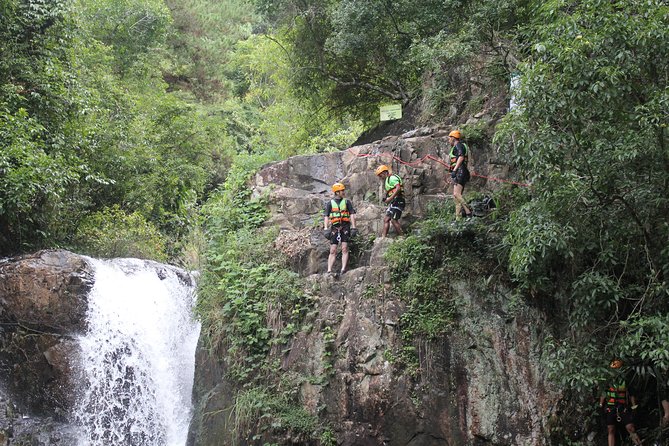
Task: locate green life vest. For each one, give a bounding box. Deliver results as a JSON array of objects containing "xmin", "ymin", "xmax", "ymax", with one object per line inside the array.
[
  {"xmin": 384, "ymin": 174, "xmax": 403, "ymax": 198},
  {"xmin": 605, "ymin": 381, "xmax": 628, "ymax": 406},
  {"xmin": 329, "ymin": 199, "xmax": 350, "ymax": 225},
  {"xmin": 449, "ymin": 143, "xmax": 469, "ymax": 169}
]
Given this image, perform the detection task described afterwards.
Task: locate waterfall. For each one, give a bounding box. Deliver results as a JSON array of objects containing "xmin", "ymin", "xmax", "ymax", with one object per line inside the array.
[{"xmin": 73, "ymin": 259, "xmax": 200, "ymax": 446}]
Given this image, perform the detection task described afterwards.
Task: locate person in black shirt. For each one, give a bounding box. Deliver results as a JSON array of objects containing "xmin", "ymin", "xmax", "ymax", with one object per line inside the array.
[
  {"xmin": 447, "ymin": 130, "xmax": 472, "ymax": 220},
  {"xmin": 323, "ymin": 182, "xmax": 357, "ymax": 277},
  {"xmin": 599, "ymin": 359, "xmax": 642, "ymax": 446}
]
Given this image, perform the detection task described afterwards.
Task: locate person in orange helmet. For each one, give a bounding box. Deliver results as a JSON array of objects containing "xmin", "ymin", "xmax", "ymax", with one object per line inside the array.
[
  {"xmin": 447, "ymin": 130, "xmax": 473, "ymax": 220},
  {"xmin": 599, "ymin": 359, "xmax": 642, "ymax": 446},
  {"xmin": 375, "ymin": 165, "xmax": 405, "ymax": 237},
  {"xmin": 323, "ymin": 182, "xmax": 357, "ymax": 278}
]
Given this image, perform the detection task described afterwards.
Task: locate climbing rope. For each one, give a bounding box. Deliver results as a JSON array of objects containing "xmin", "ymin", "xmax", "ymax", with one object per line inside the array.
[{"xmin": 347, "ymin": 147, "xmax": 531, "ymax": 187}]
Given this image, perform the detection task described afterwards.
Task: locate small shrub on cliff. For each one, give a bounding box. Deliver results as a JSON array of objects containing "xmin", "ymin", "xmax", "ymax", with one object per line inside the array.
[{"xmin": 232, "ymin": 385, "xmax": 322, "ymax": 445}]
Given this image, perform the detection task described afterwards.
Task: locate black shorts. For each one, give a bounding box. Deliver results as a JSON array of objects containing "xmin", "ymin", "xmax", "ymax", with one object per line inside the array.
[
  {"xmin": 330, "ymin": 226, "xmax": 351, "ymax": 245},
  {"xmin": 385, "ymin": 197, "xmax": 406, "ymax": 220},
  {"xmin": 453, "ymin": 168, "xmax": 470, "ymax": 186},
  {"xmin": 604, "ymin": 406, "xmax": 634, "ymax": 426}
]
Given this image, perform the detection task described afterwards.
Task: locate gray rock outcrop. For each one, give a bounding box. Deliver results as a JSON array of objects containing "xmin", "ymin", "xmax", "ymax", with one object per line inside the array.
[{"xmin": 191, "ymin": 131, "xmax": 562, "ymax": 445}]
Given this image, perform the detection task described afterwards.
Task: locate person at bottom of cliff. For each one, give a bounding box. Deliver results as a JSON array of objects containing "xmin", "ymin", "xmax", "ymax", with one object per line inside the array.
[
  {"xmin": 599, "ymin": 359, "xmax": 642, "ymax": 446},
  {"xmin": 375, "ymin": 165, "xmax": 405, "ymax": 238},
  {"xmin": 447, "ymin": 130, "xmax": 473, "ymax": 220},
  {"xmin": 323, "ymin": 182, "xmax": 357, "ymax": 278},
  {"xmin": 659, "ymin": 375, "xmax": 669, "ymax": 434}
]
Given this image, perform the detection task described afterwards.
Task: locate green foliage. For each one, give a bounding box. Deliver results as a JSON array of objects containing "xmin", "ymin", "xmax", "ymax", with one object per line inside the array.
[
  {"xmin": 198, "ymin": 225, "xmax": 305, "ymax": 381},
  {"xmin": 75, "ymin": 0, "xmax": 172, "ymax": 74},
  {"xmin": 229, "ymin": 33, "xmax": 363, "ymax": 157},
  {"xmin": 72, "ymin": 205, "xmax": 167, "ymax": 260},
  {"xmin": 253, "ymin": 0, "xmax": 529, "ymax": 123},
  {"xmin": 542, "ymin": 336, "xmax": 609, "ymax": 394},
  {"xmin": 198, "ymin": 161, "xmax": 311, "ymax": 382},
  {"xmin": 233, "ymin": 386, "xmax": 323, "ymax": 445},
  {"xmin": 163, "ymin": 0, "xmax": 259, "ymax": 100},
  {"xmin": 0, "ymin": 0, "xmax": 238, "ymax": 258},
  {"xmin": 495, "ymin": 0, "xmax": 669, "ymax": 391},
  {"xmin": 384, "ymin": 195, "xmax": 515, "ymax": 373},
  {"xmin": 618, "ymin": 314, "xmax": 669, "ymax": 374}
]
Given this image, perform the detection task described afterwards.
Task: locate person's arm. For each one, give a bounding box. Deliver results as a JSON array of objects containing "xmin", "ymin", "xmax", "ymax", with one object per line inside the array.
[
  {"xmin": 350, "ymin": 213, "xmax": 357, "ymax": 229},
  {"xmin": 453, "ymin": 155, "xmax": 465, "ymax": 172},
  {"xmin": 599, "ymin": 395, "xmax": 605, "ymax": 408},
  {"xmin": 323, "ymin": 203, "xmax": 331, "ymax": 229},
  {"xmin": 452, "ymin": 144, "xmax": 465, "ymax": 172},
  {"xmin": 385, "ymin": 181, "xmax": 401, "ymax": 204}
]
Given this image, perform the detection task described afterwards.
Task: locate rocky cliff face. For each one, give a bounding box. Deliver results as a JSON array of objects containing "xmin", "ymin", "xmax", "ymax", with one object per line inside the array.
[
  {"xmin": 190, "ymin": 129, "xmax": 564, "ymax": 445},
  {"xmin": 0, "ymin": 250, "xmax": 93, "ymax": 445}
]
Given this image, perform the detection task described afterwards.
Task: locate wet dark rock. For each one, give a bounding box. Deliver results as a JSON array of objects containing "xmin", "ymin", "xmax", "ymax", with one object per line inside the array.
[{"xmin": 0, "ymin": 250, "xmax": 93, "ymax": 418}]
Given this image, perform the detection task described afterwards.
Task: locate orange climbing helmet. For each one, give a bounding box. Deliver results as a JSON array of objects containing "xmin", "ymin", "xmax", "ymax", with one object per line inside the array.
[
  {"xmin": 610, "ymin": 359, "xmax": 624, "ymax": 369},
  {"xmin": 375, "ymin": 165, "xmax": 390, "ymax": 176},
  {"xmin": 449, "ymin": 130, "xmax": 462, "ymax": 139},
  {"xmin": 332, "ymin": 182, "xmax": 345, "ymax": 193}
]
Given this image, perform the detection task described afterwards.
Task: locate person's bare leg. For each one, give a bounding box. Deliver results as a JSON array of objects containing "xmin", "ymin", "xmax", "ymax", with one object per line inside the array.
[
  {"xmin": 391, "ymin": 219, "xmax": 403, "ymax": 236},
  {"xmin": 341, "ymin": 242, "xmax": 349, "ymax": 273},
  {"xmin": 607, "ymin": 425, "xmax": 616, "ymax": 446},
  {"xmin": 381, "ymin": 216, "xmax": 391, "ymax": 237},
  {"xmin": 453, "ymin": 184, "xmax": 471, "ymax": 218},
  {"xmin": 328, "ymin": 244, "xmax": 337, "ymax": 272}
]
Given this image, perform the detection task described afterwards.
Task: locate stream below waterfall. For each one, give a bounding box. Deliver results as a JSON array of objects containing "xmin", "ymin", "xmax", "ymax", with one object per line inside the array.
[{"xmin": 72, "ymin": 258, "xmax": 200, "ymax": 446}]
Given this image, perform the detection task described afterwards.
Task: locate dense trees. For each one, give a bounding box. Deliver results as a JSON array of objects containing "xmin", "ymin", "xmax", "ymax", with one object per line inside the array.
[
  {"xmin": 0, "ymin": 0, "xmax": 358, "ymax": 259},
  {"xmin": 252, "ymin": 0, "xmax": 528, "ymax": 122},
  {"xmin": 497, "ymin": 0, "xmax": 669, "ymax": 390}
]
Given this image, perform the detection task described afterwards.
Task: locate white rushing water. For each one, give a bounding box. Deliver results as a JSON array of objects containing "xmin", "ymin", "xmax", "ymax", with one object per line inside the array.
[{"xmin": 73, "ymin": 259, "xmax": 201, "ymax": 446}]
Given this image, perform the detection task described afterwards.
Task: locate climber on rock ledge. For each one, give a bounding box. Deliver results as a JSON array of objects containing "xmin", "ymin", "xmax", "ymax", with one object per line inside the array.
[
  {"xmin": 375, "ymin": 165, "xmax": 405, "ymax": 238},
  {"xmin": 323, "ymin": 182, "xmax": 357, "ymax": 278}
]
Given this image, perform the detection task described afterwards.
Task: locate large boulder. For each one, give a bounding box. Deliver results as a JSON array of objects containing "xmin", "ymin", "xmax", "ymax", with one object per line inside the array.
[
  {"xmin": 0, "ymin": 250, "xmax": 93, "ymax": 417},
  {"xmin": 0, "ymin": 250, "xmax": 92, "ymax": 333}
]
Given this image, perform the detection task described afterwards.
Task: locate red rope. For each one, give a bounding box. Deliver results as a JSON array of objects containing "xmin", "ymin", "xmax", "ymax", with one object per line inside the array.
[{"xmin": 347, "ymin": 147, "xmax": 531, "ymax": 187}]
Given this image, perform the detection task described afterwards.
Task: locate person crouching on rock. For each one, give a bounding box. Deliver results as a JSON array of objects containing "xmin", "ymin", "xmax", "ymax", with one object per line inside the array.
[
  {"xmin": 323, "ymin": 182, "xmax": 357, "ymax": 278},
  {"xmin": 375, "ymin": 165, "xmax": 405, "ymax": 238}
]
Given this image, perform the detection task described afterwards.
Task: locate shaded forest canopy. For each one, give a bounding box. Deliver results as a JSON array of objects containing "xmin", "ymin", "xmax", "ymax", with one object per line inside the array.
[{"xmin": 1, "ymin": 0, "xmax": 668, "ymax": 441}]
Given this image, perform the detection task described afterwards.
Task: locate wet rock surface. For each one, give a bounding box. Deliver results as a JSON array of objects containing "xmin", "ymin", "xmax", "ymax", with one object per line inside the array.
[
  {"xmin": 0, "ymin": 250, "xmax": 93, "ymax": 444},
  {"xmin": 0, "ymin": 250, "xmax": 94, "ymax": 419}
]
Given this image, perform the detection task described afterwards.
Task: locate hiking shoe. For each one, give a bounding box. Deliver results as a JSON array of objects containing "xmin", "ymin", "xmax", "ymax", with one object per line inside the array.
[{"xmin": 340, "ymin": 269, "xmax": 347, "ymax": 276}]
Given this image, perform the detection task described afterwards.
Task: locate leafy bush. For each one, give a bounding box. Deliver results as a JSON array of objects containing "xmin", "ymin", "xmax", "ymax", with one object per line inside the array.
[
  {"xmin": 233, "ymin": 386, "xmax": 322, "ymax": 445},
  {"xmin": 72, "ymin": 205, "xmax": 167, "ymax": 260}
]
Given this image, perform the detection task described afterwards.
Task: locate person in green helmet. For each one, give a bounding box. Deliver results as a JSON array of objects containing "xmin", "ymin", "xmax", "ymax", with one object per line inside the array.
[
  {"xmin": 323, "ymin": 182, "xmax": 357, "ymax": 278},
  {"xmin": 599, "ymin": 359, "xmax": 642, "ymax": 446}
]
